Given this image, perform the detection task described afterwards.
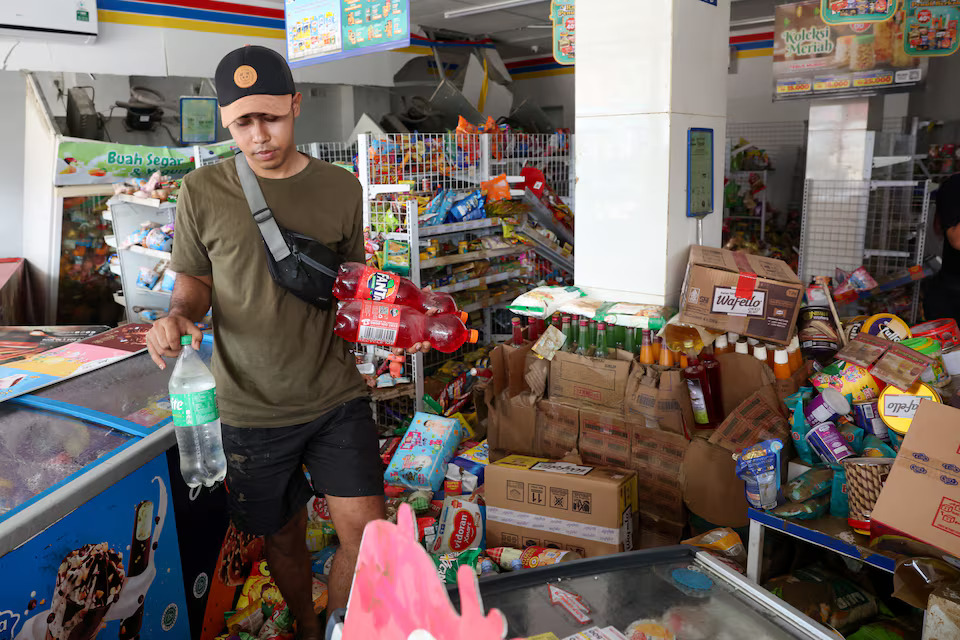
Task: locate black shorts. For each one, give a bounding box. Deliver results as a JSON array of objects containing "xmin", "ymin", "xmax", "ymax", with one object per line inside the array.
[{"xmin": 221, "ymin": 396, "xmax": 384, "ymax": 536}]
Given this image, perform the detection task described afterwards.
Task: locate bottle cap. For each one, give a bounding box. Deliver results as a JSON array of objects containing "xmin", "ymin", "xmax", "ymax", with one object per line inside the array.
[
  {"xmin": 774, "ymin": 349, "xmax": 789, "ymax": 365},
  {"xmin": 715, "ymin": 334, "xmax": 728, "ymax": 349},
  {"xmin": 511, "ymin": 317, "xmax": 521, "ymax": 325},
  {"xmin": 459, "ymin": 311, "xmax": 469, "ymax": 323},
  {"xmin": 598, "ymin": 322, "xmax": 607, "ymax": 329},
  {"xmin": 748, "ymin": 338, "xmax": 759, "ymax": 346},
  {"xmin": 735, "ymin": 341, "xmax": 749, "ymax": 354},
  {"xmin": 468, "ymin": 329, "xmax": 480, "ymax": 344},
  {"xmin": 753, "ymin": 345, "xmax": 767, "ymax": 359},
  {"xmin": 180, "ymin": 335, "xmax": 192, "ymax": 346},
  {"xmin": 790, "ymin": 335, "xmax": 800, "ymax": 350},
  {"xmin": 579, "ymin": 319, "xmax": 588, "ymax": 326},
  {"xmin": 728, "ymin": 332, "xmax": 740, "ymax": 342}
]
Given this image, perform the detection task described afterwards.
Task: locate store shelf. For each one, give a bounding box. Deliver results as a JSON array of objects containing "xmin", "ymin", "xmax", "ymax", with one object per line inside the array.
[
  {"xmin": 748, "ymin": 508, "xmax": 896, "ymax": 574},
  {"xmin": 117, "ymin": 194, "xmax": 175, "ymax": 209},
  {"xmin": 419, "ymin": 218, "xmax": 502, "ymax": 237},
  {"xmin": 113, "ymin": 292, "xmax": 125, "ymax": 307},
  {"xmin": 461, "ymin": 288, "xmax": 526, "ymax": 313},
  {"xmin": 490, "ymin": 155, "xmax": 571, "ymax": 164},
  {"xmin": 104, "ymin": 235, "xmax": 117, "ymax": 248},
  {"xmin": 126, "ymin": 245, "xmax": 172, "ymax": 261},
  {"xmin": 370, "ymin": 384, "xmax": 416, "ymax": 402},
  {"xmin": 420, "ymin": 245, "xmax": 528, "ymax": 268},
  {"xmin": 432, "ymin": 268, "xmax": 530, "ymax": 294},
  {"xmin": 517, "ymin": 224, "xmax": 574, "ymax": 274},
  {"xmin": 101, "ymin": 210, "xmax": 112, "ymax": 223},
  {"xmin": 109, "ymin": 264, "xmax": 122, "ymax": 276}
]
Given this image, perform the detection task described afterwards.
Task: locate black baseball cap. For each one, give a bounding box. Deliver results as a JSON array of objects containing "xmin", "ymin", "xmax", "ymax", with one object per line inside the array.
[{"xmin": 215, "ymin": 45, "xmax": 297, "ymax": 127}]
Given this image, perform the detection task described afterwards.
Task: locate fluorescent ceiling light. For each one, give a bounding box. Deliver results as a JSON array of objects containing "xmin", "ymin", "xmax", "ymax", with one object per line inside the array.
[{"xmin": 444, "ymin": 0, "xmax": 548, "ymax": 20}]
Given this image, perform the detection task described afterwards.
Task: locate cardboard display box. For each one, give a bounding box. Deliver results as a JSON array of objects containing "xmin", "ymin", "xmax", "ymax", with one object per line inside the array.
[
  {"xmin": 549, "ymin": 349, "xmax": 633, "ymax": 411},
  {"xmin": 871, "ymin": 401, "xmax": 960, "ymax": 558},
  {"xmin": 537, "ymin": 399, "xmax": 581, "ymax": 459},
  {"xmin": 625, "ymin": 364, "xmax": 695, "ymax": 438},
  {"xmin": 485, "ymin": 455, "xmax": 639, "ymax": 558},
  {"xmin": 630, "ymin": 427, "xmax": 689, "ymax": 523},
  {"xmin": 637, "ymin": 510, "xmax": 686, "ymax": 550},
  {"xmin": 579, "ymin": 408, "xmax": 640, "ymax": 469},
  {"xmin": 679, "ymin": 246, "xmax": 803, "ymax": 346},
  {"xmin": 682, "ymin": 437, "xmax": 749, "ymax": 528}
]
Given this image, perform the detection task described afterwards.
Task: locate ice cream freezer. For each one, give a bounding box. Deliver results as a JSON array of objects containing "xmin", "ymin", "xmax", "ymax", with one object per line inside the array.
[
  {"xmin": 442, "ymin": 547, "xmax": 838, "ymax": 640},
  {"xmin": 0, "ymin": 337, "xmax": 229, "ymax": 640}
]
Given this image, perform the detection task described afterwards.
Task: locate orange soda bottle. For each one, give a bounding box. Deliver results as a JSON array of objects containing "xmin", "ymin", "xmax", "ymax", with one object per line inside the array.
[
  {"xmin": 638, "ymin": 329, "xmax": 655, "ymax": 365},
  {"xmin": 773, "ymin": 349, "xmax": 792, "ymax": 380}
]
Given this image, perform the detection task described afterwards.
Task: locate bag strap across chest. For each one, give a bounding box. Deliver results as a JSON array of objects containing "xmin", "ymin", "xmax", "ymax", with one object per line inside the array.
[{"xmin": 235, "ymin": 153, "xmax": 292, "ymax": 262}]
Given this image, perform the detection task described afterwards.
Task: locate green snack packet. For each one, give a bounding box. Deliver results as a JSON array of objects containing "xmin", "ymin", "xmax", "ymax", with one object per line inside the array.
[
  {"xmin": 432, "ymin": 549, "xmax": 483, "ymax": 585},
  {"xmin": 830, "ymin": 464, "xmax": 849, "ymax": 518},
  {"xmin": 772, "ymin": 494, "xmax": 830, "ymax": 519},
  {"xmin": 785, "ymin": 466, "xmax": 834, "ymax": 502},
  {"xmin": 790, "ymin": 395, "xmax": 819, "ymax": 466},
  {"xmin": 862, "ymin": 435, "xmax": 897, "ymax": 458},
  {"xmin": 837, "ymin": 423, "xmax": 865, "ymax": 454}
]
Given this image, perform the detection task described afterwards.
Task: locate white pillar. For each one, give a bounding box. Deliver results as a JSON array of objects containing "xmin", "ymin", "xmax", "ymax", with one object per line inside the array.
[{"xmin": 574, "ymin": 0, "xmax": 731, "ymax": 307}]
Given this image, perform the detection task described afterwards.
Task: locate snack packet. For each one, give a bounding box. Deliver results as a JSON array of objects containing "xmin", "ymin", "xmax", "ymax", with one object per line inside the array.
[
  {"xmin": 225, "ymin": 600, "xmax": 265, "ymax": 635},
  {"xmin": 681, "ymin": 528, "xmax": 746, "ymax": 566},
  {"xmin": 734, "ymin": 439, "xmax": 784, "ymax": 510},
  {"xmin": 431, "ymin": 496, "xmax": 485, "ymax": 554},
  {"xmin": 258, "ymin": 601, "xmax": 294, "ymax": 640},
  {"xmin": 508, "ymin": 286, "xmax": 585, "ymax": 318},
  {"xmin": 861, "ymin": 435, "xmax": 897, "ymax": 458},
  {"xmin": 788, "ymin": 392, "xmax": 819, "ymax": 466},
  {"xmin": 771, "ymin": 494, "xmax": 830, "ymax": 519},
  {"xmin": 381, "ymin": 239, "xmax": 410, "ymax": 276},
  {"xmin": 432, "ymin": 549, "xmax": 485, "ymax": 584},
  {"xmin": 785, "ymin": 467, "xmax": 834, "ymax": 502},
  {"xmin": 830, "ymin": 464, "xmax": 849, "ymax": 518},
  {"xmin": 486, "ymin": 546, "xmax": 581, "ymax": 570},
  {"xmin": 837, "ymin": 423, "xmax": 865, "ymax": 455}
]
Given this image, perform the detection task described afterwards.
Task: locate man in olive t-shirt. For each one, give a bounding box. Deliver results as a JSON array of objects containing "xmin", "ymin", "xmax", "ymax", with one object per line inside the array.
[{"xmin": 145, "ymin": 46, "xmax": 428, "ymax": 639}]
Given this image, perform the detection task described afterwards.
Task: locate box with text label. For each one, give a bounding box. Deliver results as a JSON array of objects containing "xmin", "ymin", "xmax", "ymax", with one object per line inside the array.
[
  {"xmin": 549, "ymin": 349, "xmax": 633, "ymax": 410},
  {"xmin": 678, "ymin": 246, "xmax": 803, "ymax": 346},
  {"xmin": 485, "ymin": 455, "xmax": 638, "ymax": 558}
]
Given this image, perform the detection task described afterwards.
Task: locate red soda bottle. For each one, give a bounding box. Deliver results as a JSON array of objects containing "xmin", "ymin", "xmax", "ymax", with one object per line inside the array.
[
  {"xmin": 334, "ymin": 300, "xmax": 480, "ymax": 353},
  {"xmin": 333, "ymin": 262, "xmax": 467, "ymax": 321}
]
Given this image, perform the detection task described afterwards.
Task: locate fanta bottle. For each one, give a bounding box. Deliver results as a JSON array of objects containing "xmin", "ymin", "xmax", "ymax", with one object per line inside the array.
[
  {"xmin": 335, "ymin": 300, "xmax": 480, "ymax": 353},
  {"xmin": 334, "ymin": 262, "xmax": 467, "ymax": 321}
]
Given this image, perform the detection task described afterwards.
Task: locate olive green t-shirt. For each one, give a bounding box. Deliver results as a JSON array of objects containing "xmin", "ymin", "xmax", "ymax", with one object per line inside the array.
[{"xmin": 171, "ymin": 155, "xmax": 366, "ymax": 428}]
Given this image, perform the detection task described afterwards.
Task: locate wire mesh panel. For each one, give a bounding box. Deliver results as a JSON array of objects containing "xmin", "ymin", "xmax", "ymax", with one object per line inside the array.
[
  {"xmin": 297, "ymin": 142, "xmax": 357, "ymax": 167},
  {"xmin": 800, "ymin": 180, "xmax": 872, "ymax": 283},
  {"xmin": 492, "ymin": 132, "xmax": 574, "ymax": 199}
]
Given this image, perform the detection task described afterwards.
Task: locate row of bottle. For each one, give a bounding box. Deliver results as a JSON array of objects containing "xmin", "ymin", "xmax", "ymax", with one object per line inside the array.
[{"xmin": 711, "ymin": 332, "xmax": 805, "ymax": 381}]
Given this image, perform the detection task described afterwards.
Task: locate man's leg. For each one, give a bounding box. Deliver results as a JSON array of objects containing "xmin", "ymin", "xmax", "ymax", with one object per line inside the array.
[
  {"xmin": 265, "ymin": 507, "xmax": 321, "ymax": 639},
  {"xmin": 324, "ymin": 494, "xmax": 386, "ymax": 612}
]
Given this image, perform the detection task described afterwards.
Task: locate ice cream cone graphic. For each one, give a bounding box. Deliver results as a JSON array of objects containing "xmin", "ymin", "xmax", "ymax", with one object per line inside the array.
[{"xmin": 44, "ymin": 543, "xmax": 125, "ymax": 640}]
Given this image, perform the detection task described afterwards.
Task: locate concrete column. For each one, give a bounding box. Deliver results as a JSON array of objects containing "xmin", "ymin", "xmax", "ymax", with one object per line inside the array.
[{"xmin": 574, "ymin": 0, "xmax": 731, "ymax": 307}]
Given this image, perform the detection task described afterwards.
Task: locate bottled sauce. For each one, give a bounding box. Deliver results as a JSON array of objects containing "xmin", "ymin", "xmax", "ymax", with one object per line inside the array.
[
  {"xmin": 527, "ymin": 317, "xmax": 540, "ymax": 343},
  {"xmin": 735, "ymin": 339, "xmax": 749, "ymax": 355},
  {"xmin": 727, "ymin": 332, "xmax": 740, "ymax": 344},
  {"xmin": 663, "ymin": 322, "xmax": 704, "ymax": 353},
  {"xmin": 561, "ymin": 316, "xmax": 575, "ymax": 352},
  {"xmin": 624, "ymin": 327, "xmax": 636, "ymax": 355},
  {"xmin": 682, "ymin": 340, "xmax": 715, "ymax": 427},
  {"xmin": 335, "ymin": 300, "xmax": 480, "ymax": 353},
  {"xmin": 638, "ymin": 329, "xmax": 655, "ymax": 365},
  {"xmin": 753, "ymin": 344, "xmax": 769, "ymax": 367},
  {"xmin": 787, "ymin": 335, "xmax": 803, "ymax": 373},
  {"xmin": 773, "ymin": 349, "xmax": 792, "ymax": 380},
  {"xmin": 765, "ymin": 344, "xmax": 776, "ymax": 369},
  {"xmin": 595, "ymin": 322, "xmax": 610, "ymax": 359},
  {"xmin": 170, "ymin": 335, "xmax": 227, "ymax": 488},
  {"xmin": 713, "ymin": 334, "xmax": 732, "ymax": 356},
  {"xmin": 679, "ymin": 353, "xmax": 689, "ymax": 368},
  {"xmin": 659, "ymin": 343, "xmax": 675, "ymax": 367},
  {"xmin": 576, "ymin": 319, "xmax": 593, "ymax": 357},
  {"xmin": 512, "ymin": 317, "xmax": 524, "ymax": 345},
  {"xmin": 334, "ymin": 262, "xmax": 467, "ymax": 320},
  {"xmin": 652, "ymin": 334, "xmax": 662, "ymax": 362},
  {"xmin": 701, "ymin": 351, "xmax": 723, "ymax": 422},
  {"xmin": 748, "ymin": 338, "xmax": 759, "ymax": 347}
]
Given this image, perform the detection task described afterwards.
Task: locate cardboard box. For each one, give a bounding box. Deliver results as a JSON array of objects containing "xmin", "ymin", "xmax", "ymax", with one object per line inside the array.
[
  {"xmin": 637, "ymin": 510, "xmax": 686, "ymax": 549},
  {"xmin": 579, "ymin": 408, "xmax": 638, "ymax": 469},
  {"xmin": 624, "ymin": 365, "xmax": 694, "ymax": 437},
  {"xmin": 487, "ymin": 388, "xmax": 538, "ymax": 461},
  {"xmin": 715, "ymin": 353, "xmax": 779, "ymax": 418},
  {"xmin": 485, "ymin": 455, "xmax": 639, "ymax": 557},
  {"xmin": 709, "ymin": 387, "xmax": 791, "ymax": 454},
  {"xmin": 549, "ymin": 349, "xmax": 633, "ymax": 411},
  {"xmin": 630, "ymin": 428, "xmax": 689, "ymax": 522},
  {"xmin": 537, "ymin": 399, "xmax": 581, "ymax": 459},
  {"xmin": 871, "ymin": 401, "xmax": 960, "ymax": 557},
  {"xmin": 682, "ymin": 437, "xmax": 749, "ymax": 528},
  {"xmin": 679, "ymin": 246, "xmax": 803, "ymax": 346}
]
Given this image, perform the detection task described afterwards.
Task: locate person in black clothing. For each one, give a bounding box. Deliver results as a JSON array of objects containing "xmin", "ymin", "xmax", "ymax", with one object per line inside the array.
[{"xmin": 923, "ymin": 173, "xmax": 960, "ymax": 324}]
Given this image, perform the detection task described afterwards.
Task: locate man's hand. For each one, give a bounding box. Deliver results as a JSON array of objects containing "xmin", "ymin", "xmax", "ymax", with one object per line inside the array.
[
  {"xmin": 146, "ymin": 315, "xmax": 204, "ymax": 369},
  {"xmin": 392, "ymin": 306, "xmax": 438, "ymax": 355}
]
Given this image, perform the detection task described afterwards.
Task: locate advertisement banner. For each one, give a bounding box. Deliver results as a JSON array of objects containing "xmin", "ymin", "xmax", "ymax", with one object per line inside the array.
[
  {"xmin": 286, "ymin": 0, "xmax": 410, "ymax": 68},
  {"xmin": 904, "ymin": 0, "xmax": 960, "ymax": 56},
  {"xmin": 822, "ymin": 0, "xmax": 898, "ymax": 24},
  {"xmin": 552, "ymin": 1, "xmax": 575, "ymax": 65},
  {"xmin": 55, "ymin": 139, "xmax": 238, "ymax": 186},
  {"xmin": 774, "ymin": 1, "xmax": 925, "ymax": 100},
  {"xmin": 0, "ymin": 454, "xmax": 189, "ymax": 640}
]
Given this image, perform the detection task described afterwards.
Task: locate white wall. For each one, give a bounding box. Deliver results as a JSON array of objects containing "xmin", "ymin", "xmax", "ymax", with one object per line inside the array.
[{"xmin": 0, "ymin": 72, "xmax": 25, "ymax": 258}]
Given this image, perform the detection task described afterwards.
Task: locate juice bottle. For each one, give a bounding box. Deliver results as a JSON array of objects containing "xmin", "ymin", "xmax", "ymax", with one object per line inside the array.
[
  {"xmin": 659, "ymin": 343, "xmax": 675, "ymax": 367},
  {"xmin": 663, "ymin": 322, "xmax": 704, "ymax": 353},
  {"xmin": 511, "ymin": 317, "xmax": 524, "ymax": 346},
  {"xmin": 753, "ymin": 344, "xmax": 768, "ymax": 367},
  {"xmin": 701, "ymin": 351, "xmax": 723, "ymax": 422},
  {"xmin": 527, "ymin": 317, "xmax": 540, "ymax": 343},
  {"xmin": 535, "ymin": 317, "xmax": 546, "ymax": 340},
  {"xmin": 773, "ymin": 349, "xmax": 792, "ymax": 380},
  {"xmin": 765, "ymin": 344, "xmax": 776, "ymax": 369},
  {"xmin": 638, "ymin": 329, "xmax": 655, "ymax": 365},
  {"xmin": 588, "ymin": 320, "xmax": 598, "ymax": 349},
  {"xmin": 576, "ymin": 319, "xmax": 593, "ymax": 357},
  {"xmin": 652, "ymin": 334, "xmax": 662, "ymax": 361},
  {"xmin": 624, "ymin": 327, "xmax": 636, "ymax": 355},
  {"xmin": 713, "ymin": 334, "xmax": 732, "ymax": 356},
  {"xmin": 335, "ymin": 262, "xmax": 466, "ymax": 320},
  {"xmin": 551, "ymin": 314, "xmax": 562, "ymax": 332},
  {"xmin": 595, "ymin": 322, "xmax": 610, "ymax": 359},
  {"xmin": 787, "ymin": 335, "xmax": 803, "ymax": 373},
  {"xmin": 682, "ymin": 340, "xmax": 715, "ymax": 428},
  {"xmin": 735, "ymin": 339, "xmax": 749, "ymax": 355},
  {"xmin": 561, "ymin": 316, "xmax": 575, "ymax": 352},
  {"xmin": 334, "ymin": 300, "xmax": 480, "ymax": 353}
]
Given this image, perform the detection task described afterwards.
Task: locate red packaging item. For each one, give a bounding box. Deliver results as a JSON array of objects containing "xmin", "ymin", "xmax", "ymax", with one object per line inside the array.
[
  {"xmin": 334, "ymin": 300, "xmax": 479, "ymax": 353},
  {"xmin": 333, "ymin": 262, "xmax": 466, "ymax": 320}
]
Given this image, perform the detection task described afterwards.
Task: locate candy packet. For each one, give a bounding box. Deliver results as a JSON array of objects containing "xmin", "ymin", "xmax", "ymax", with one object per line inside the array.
[{"xmin": 734, "ymin": 439, "xmax": 784, "ymax": 510}]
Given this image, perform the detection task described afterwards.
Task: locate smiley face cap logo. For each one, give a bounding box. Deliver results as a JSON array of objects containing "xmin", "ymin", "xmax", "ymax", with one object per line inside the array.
[{"xmin": 234, "ymin": 65, "xmax": 258, "ymax": 89}]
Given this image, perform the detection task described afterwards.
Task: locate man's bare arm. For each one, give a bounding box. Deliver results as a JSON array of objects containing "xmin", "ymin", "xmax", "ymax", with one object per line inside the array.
[
  {"xmin": 947, "ymin": 223, "xmax": 960, "ymax": 252},
  {"xmin": 145, "ymin": 274, "xmax": 213, "ymax": 368}
]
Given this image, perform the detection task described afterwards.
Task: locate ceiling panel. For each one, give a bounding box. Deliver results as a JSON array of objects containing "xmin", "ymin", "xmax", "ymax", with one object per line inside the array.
[{"xmin": 411, "ymin": 0, "xmax": 553, "ymax": 53}]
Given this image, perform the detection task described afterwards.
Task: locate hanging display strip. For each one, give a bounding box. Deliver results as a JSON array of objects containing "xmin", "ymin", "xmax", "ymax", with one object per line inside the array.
[
  {"xmin": 551, "ymin": 0, "xmax": 575, "ymax": 65},
  {"xmin": 903, "ymin": 0, "xmax": 960, "ymax": 56},
  {"xmin": 773, "ymin": 0, "xmax": 926, "ymax": 100},
  {"xmin": 822, "ymin": 0, "xmax": 898, "ymax": 25}
]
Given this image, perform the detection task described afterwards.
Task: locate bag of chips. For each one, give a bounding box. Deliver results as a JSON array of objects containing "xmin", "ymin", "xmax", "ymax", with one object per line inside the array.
[
  {"xmin": 766, "ymin": 567, "xmax": 880, "ymax": 632},
  {"xmin": 508, "ymin": 286, "xmax": 585, "ymax": 318},
  {"xmin": 432, "ymin": 548, "xmax": 485, "ymax": 585},
  {"xmin": 771, "ymin": 494, "xmax": 830, "ymax": 520},
  {"xmin": 785, "ymin": 467, "xmax": 834, "ymax": 502},
  {"xmin": 830, "ymin": 464, "xmax": 849, "ymax": 518}
]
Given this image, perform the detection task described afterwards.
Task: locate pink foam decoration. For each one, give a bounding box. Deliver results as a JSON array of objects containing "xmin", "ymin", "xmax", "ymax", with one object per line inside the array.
[{"xmin": 342, "ymin": 503, "xmax": 512, "ymax": 640}]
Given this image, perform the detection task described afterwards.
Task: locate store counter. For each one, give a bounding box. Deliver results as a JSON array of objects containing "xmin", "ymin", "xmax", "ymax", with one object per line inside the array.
[{"xmin": 0, "ymin": 337, "xmax": 228, "ymax": 640}]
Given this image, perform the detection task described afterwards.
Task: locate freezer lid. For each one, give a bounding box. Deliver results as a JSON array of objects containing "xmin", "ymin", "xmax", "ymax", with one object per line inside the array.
[{"xmin": 448, "ymin": 546, "xmax": 836, "ymax": 640}]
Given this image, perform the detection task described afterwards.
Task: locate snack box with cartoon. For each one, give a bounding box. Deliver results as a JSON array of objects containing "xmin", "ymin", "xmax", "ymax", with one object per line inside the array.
[{"xmin": 385, "ymin": 412, "xmax": 461, "ymax": 492}]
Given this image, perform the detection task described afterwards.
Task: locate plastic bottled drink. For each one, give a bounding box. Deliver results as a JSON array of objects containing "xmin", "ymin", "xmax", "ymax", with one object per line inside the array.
[
  {"xmin": 527, "ymin": 317, "xmax": 540, "ymax": 343},
  {"xmin": 512, "ymin": 317, "xmax": 524, "ymax": 345},
  {"xmin": 334, "ymin": 262, "xmax": 467, "ymax": 321},
  {"xmin": 773, "ymin": 349, "xmax": 792, "ymax": 380},
  {"xmin": 682, "ymin": 340, "xmax": 716, "ymax": 427},
  {"xmin": 335, "ymin": 300, "xmax": 480, "ymax": 353},
  {"xmin": 169, "ymin": 336, "xmax": 227, "ymax": 488},
  {"xmin": 713, "ymin": 334, "xmax": 732, "ymax": 356},
  {"xmin": 735, "ymin": 339, "xmax": 750, "ymax": 355},
  {"xmin": 638, "ymin": 329, "xmax": 655, "ymax": 365}
]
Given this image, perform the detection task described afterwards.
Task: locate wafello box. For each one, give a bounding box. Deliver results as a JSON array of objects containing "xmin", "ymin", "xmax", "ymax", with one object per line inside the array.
[{"xmin": 385, "ymin": 412, "xmax": 461, "ymax": 492}]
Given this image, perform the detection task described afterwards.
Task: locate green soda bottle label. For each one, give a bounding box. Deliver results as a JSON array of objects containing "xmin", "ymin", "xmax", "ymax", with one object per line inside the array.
[
  {"xmin": 171, "ymin": 388, "xmax": 219, "ymax": 426},
  {"xmin": 687, "ymin": 380, "xmax": 710, "ymax": 424}
]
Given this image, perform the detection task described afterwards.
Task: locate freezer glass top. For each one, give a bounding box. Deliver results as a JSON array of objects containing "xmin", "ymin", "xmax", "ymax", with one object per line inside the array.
[
  {"xmin": 0, "ymin": 404, "xmax": 131, "ymax": 519},
  {"xmin": 470, "ymin": 552, "xmax": 816, "ymax": 639},
  {"xmin": 30, "ymin": 339, "xmax": 213, "ymax": 430}
]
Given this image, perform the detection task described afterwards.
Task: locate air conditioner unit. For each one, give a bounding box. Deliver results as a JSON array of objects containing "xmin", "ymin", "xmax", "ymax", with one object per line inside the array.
[{"xmin": 0, "ymin": 0, "xmax": 98, "ymax": 45}]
